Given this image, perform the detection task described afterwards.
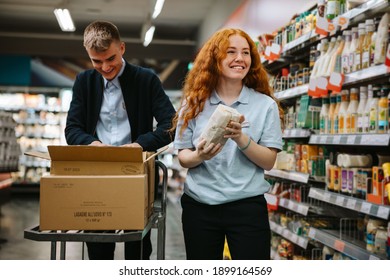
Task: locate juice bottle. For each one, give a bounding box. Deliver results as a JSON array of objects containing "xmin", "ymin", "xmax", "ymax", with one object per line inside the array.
[
  {"xmin": 357, "ymin": 86, "xmax": 367, "ymax": 133},
  {"xmin": 378, "ymin": 85, "xmax": 389, "ymax": 133},
  {"xmin": 320, "ymin": 94, "xmax": 330, "ymax": 134},
  {"xmin": 346, "ymin": 88, "xmax": 359, "ymax": 133},
  {"xmin": 332, "ymin": 92, "xmax": 341, "ymax": 134},
  {"xmin": 362, "ymin": 19, "xmax": 375, "ymax": 69},
  {"xmin": 363, "ymin": 85, "xmax": 373, "ymax": 133},
  {"xmin": 353, "ymin": 23, "xmax": 366, "ymax": 72},
  {"xmin": 327, "ymin": 94, "xmax": 336, "ymax": 134},
  {"xmin": 341, "ymin": 30, "xmax": 352, "ymax": 74},
  {"xmin": 338, "ymin": 90, "xmax": 349, "ymax": 134},
  {"xmin": 349, "ymin": 27, "xmax": 358, "ymax": 72},
  {"xmin": 369, "ymin": 85, "xmax": 380, "ymax": 133}
]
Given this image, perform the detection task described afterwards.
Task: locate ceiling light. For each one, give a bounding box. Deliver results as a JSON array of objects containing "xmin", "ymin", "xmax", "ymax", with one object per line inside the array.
[
  {"xmin": 54, "ymin": 8, "xmax": 76, "ymax": 32},
  {"xmin": 143, "ymin": 26, "xmax": 155, "ymax": 47},
  {"xmin": 152, "ymin": 0, "xmax": 165, "ymax": 19}
]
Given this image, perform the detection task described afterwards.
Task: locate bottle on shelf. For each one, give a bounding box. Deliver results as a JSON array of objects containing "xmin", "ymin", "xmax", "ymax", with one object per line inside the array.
[
  {"xmin": 327, "ymin": 35, "xmax": 345, "ymax": 74},
  {"xmin": 374, "ymin": 13, "xmax": 389, "ymax": 65},
  {"xmin": 349, "ymin": 27, "xmax": 359, "ymax": 72},
  {"xmin": 318, "ymin": 37, "xmax": 337, "ymax": 77},
  {"xmin": 320, "ymin": 94, "xmax": 330, "ymax": 134},
  {"xmin": 327, "ymin": 94, "xmax": 337, "ymax": 135},
  {"xmin": 332, "ymin": 92, "xmax": 342, "ymax": 134},
  {"xmin": 377, "ymin": 84, "xmax": 389, "ymax": 133},
  {"xmin": 341, "ymin": 29, "xmax": 352, "ymax": 74},
  {"xmin": 326, "ymin": 0, "xmax": 340, "ymax": 21},
  {"xmin": 346, "ymin": 88, "xmax": 359, "ymax": 133},
  {"xmin": 369, "ymin": 85, "xmax": 380, "ymax": 133},
  {"xmin": 354, "ymin": 23, "xmax": 366, "ymax": 72},
  {"xmin": 338, "ymin": 89, "xmax": 350, "ymax": 134},
  {"xmin": 311, "ymin": 39, "xmax": 329, "ymax": 78},
  {"xmin": 362, "ymin": 19, "xmax": 375, "ymax": 69},
  {"xmin": 362, "ymin": 84, "xmax": 373, "ymax": 133},
  {"xmin": 357, "ymin": 86, "xmax": 367, "ymax": 133}
]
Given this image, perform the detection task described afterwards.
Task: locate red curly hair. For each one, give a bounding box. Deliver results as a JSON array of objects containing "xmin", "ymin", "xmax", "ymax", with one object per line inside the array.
[{"xmin": 171, "ymin": 28, "xmax": 283, "ymax": 137}]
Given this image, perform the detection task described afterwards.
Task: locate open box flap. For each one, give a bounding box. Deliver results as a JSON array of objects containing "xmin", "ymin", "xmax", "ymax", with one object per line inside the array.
[{"xmin": 25, "ymin": 145, "xmax": 169, "ymax": 162}]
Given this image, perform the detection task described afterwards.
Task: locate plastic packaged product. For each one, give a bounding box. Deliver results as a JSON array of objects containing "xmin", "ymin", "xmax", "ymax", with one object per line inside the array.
[
  {"xmin": 200, "ymin": 104, "xmax": 241, "ymax": 147},
  {"xmin": 336, "ymin": 153, "xmax": 373, "ymax": 168},
  {"xmin": 374, "ymin": 13, "xmax": 389, "ymax": 65}
]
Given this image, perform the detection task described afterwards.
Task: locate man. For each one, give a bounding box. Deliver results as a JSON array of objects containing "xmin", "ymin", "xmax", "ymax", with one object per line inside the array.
[{"xmin": 65, "ymin": 20, "xmax": 175, "ymax": 260}]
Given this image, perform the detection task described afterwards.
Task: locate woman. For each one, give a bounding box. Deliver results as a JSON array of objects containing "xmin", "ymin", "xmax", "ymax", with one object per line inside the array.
[{"xmin": 171, "ymin": 28, "xmax": 284, "ymax": 260}]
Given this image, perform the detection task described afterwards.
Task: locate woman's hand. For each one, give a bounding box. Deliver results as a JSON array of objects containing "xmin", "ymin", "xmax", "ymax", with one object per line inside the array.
[
  {"xmin": 196, "ymin": 138, "xmax": 222, "ymax": 161},
  {"xmin": 224, "ymin": 115, "xmax": 248, "ymax": 148}
]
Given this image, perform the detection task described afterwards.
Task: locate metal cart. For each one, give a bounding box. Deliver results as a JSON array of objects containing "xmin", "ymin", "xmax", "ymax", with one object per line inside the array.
[{"xmin": 24, "ymin": 160, "xmax": 168, "ymax": 260}]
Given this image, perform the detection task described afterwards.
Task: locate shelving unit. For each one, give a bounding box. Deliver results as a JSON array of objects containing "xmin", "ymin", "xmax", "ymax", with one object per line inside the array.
[
  {"xmin": 264, "ymin": 0, "xmax": 390, "ymax": 260},
  {"xmin": 0, "ymin": 86, "xmax": 71, "ymax": 187}
]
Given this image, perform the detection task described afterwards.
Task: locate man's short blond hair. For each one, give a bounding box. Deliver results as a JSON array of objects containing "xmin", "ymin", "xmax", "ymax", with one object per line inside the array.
[{"xmin": 83, "ymin": 20, "xmax": 121, "ymax": 51}]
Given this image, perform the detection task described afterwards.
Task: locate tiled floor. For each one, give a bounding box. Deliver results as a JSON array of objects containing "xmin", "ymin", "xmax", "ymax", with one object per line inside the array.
[{"xmin": 0, "ymin": 190, "xmax": 186, "ymax": 260}]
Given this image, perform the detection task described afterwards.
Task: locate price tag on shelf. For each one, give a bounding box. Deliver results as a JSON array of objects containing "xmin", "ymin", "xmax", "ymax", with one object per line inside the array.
[
  {"xmin": 346, "ymin": 198, "xmax": 356, "ymax": 210},
  {"xmin": 385, "ymin": 43, "xmax": 390, "ymax": 67},
  {"xmin": 327, "ymin": 72, "xmax": 344, "ymax": 92},
  {"xmin": 334, "ymin": 240, "xmax": 345, "ymax": 252},
  {"xmin": 360, "ymin": 201, "xmax": 372, "ymax": 214},
  {"xmin": 335, "ymin": 195, "xmax": 345, "ymax": 206},
  {"xmin": 316, "ymin": 76, "xmax": 329, "ymax": 96},
  {"xmin": 319, "ymin": 135, "xmax": 327, "ymax": 144},
  {"xmin": 328, "ymin": 22, "xmax": 336, "ymax": 36},
  {"xmin": 347, "ymin": 135, "xmax": 356, "ymax": 145},
  {"xmin": 337, "ymin": 16, "xmax": 349, "ymax": 30},
  {"xmin": 308, "ymin": 77, "xmax": 318, "ymax": 97},
  {"xmin": 324, "ymin": 192, "xmax": 332, "ymax": 202},
  {"xmin": 315, "ymin": 16, "xmax": 329, "ymax": 36},
  {"xmin": 377, "ymin": 206, "xmax": 390, "ymax": 219},
  {"xmin": 298, "ymin": 237, "xmax": 307, "ymax": 248},
  {"xmin": 291, "ymin": 234, "xmax": 299, "ymax": 244},
  {"xmin": 308, "ymin": 228, "xmax": 316, "ymax": 239},
  {"xmin": 333, "ymin": 135, "xmax": 341, "ymax": 144}
]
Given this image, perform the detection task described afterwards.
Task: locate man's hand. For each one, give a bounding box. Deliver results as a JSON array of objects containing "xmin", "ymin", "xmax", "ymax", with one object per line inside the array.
[
  {"xmin": 89, "ymin": 141, "xmax": 108, "ymax": 146},
  {"xmin": 121, "ymin": 143, "xmax": 143, "ymax": 149}
]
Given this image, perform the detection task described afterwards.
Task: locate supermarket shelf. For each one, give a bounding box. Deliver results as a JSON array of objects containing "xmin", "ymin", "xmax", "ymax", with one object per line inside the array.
[
  {"xmin": 308, "ymin": 188, "xmax": 390, "ymax": 220},
  {"xmin": 283, "ymin": 128, "xmax": 312, "ymax": 139},
  {"xmin": 265, "ymin": 193, "xmax": 310, "ymax": 216},
  {"xmin": 269, "ymin": 221, "xmax": 309, "ymax": 249},
  {"xmin": 308, "ymin": 227, "xmax": 386, "ymax": 260},
  {"xmin": 344, "ymin": 64, "xmax": 390, "ymax": 85},
  {"xmin": 265, "ymin": 169, "xmax": 310, "ymax": 184},
  {"xmin": 309, "ymin": 133, "xmax": 390, "ymax": 146},
  {"xmin": 274, "ymin": 84, "xmax": 309, "ymax": 100}
]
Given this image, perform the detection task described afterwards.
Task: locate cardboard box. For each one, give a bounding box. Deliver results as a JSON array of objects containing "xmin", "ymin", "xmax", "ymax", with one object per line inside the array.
[
  {"xmin": 40, "ymin": 175, "xmax": 148, "ymax": 230},
  {"xmin": 26, "ymin": 145, "xmax": 160, "ymax": 216}
]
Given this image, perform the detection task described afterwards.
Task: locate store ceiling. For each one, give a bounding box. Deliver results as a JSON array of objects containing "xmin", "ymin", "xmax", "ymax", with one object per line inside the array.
[
  {"xmin": 0, "ymin": 0, "xmax": 316, "ymax": 89},
  {"xmin": 0, "ymin": 0, "xmax": 243, "ymax": 88}
]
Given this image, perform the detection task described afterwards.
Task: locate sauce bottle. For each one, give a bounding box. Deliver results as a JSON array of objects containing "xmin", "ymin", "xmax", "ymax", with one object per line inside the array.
[{"xmin": 346, "ymin": 88, "xmax": 359, "ymax": 133}]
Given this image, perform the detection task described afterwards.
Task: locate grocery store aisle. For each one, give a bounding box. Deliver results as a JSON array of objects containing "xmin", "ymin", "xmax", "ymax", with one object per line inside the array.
[{"xmin": 0, "ymin": 190, "xmax": 186, "ymax": 260}]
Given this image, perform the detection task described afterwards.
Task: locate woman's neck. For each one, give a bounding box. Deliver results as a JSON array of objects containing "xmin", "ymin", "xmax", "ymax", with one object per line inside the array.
[{"xmin": 216, "ymin": 80, "xmax": 243, "ymax": 106}]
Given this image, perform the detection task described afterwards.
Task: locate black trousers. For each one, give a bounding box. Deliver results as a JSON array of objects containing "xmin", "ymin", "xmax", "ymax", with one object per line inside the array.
[
  {"xmin": 86, "ymin": 231, "xmax": 152, "ymax": 260},
  {"xmin": 181, "ymin": 193, "xmax": 270, "ymax": 260}
]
